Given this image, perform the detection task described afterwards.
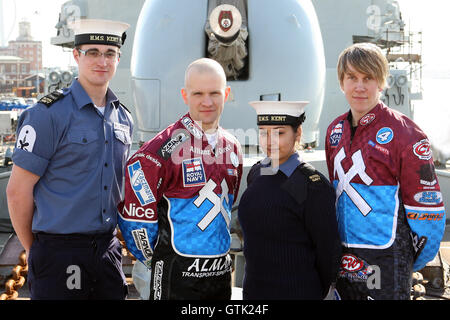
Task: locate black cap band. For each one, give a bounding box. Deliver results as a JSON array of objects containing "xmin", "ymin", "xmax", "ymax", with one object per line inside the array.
[
  {"xmin": 213, "ymin": 29, "xmax": 240, "ymax": 44},
  {"xmin": 257, "ymin": 113, "xmax": 305, "ymax": 126},
  {"xmin": 75, "ymin": 33, "xmax": 123, "ymax": 47}
]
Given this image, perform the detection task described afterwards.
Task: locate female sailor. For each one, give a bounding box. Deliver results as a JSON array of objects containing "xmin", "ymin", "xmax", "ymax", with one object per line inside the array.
[{"xmin": 237, "ymin": 101, "xmax": 341, "ymax": 299}]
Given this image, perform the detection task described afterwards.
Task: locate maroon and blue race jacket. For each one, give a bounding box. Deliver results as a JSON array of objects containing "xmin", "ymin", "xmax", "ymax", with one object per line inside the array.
[{"xmin": 118, "ymin": 113, "xmax": 242, "ymax": 269}]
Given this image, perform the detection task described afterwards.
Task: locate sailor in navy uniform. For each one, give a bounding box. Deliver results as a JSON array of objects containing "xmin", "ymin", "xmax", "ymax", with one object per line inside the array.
[
  {"xmin": 7, "ymin": 19, "xmax": 133, "ymax": 300},
  {"xmin": 237, "ymin": 101, "xmax": 341, "ymax": 299}
]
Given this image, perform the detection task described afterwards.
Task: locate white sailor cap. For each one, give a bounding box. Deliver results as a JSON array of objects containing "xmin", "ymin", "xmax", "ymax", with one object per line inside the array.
[
  {"xmin": 209, "ymin": 4, "xmax": 242, "ymax": 43},
  {"xmin": 69, "ymin": 19, "xmax": 130, "ymax": 48},
  {"xmin": 249, "ymin": 101, "xmax": 309, "ymax": 126}
]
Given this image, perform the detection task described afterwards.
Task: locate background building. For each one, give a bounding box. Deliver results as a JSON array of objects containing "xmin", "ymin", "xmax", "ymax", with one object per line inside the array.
[
  {"xmin": 0, "ymin": 56, "xmax": 31, "ymax": 94},
  {"xmin": 0, "ymin": 20, "xmax": 42, "ymax": 95},
  {"xmin": 6, "ymin": 21, "xmax": 42, "ymax": 73}
]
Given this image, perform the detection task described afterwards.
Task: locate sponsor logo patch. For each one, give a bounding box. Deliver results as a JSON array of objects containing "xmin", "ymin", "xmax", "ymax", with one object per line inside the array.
[
  {"xmin": 122, "ymin": 203, "xmax": 155, "ymax": 221},
  {"xmin": 414, "ymin": 191, "xmax": 442, "ymax": 205},
  {"xmin": 128, "ymin": 160, "xmax": 156, "ymax": 206},
  {"xmin": 132, "ymin": 153, "xmax": 162, "ymax": 168},
  {"xmin": 190, "ymin": 146, "xmax": 211, "ymax": 156},
  {"xmin": 230, "ymin": 152, "xmax": 239, "ymax": 168},
  {"xmin": 157, "ymin": 130, "xmax": 190, "ymax": 160},
  {"xmin": 182, "ymin": 158, "xmax": 206, "ymax": 187},
  {"xmin": 411, "ymin": 232, "xmax": 427, "ymax": 259},
  {"xmin": 368, "ymin": 140, "xmax": 390, "ymax": 155},
  {"xmin": 376, "ymin": 127, "xmax": 394, "ymax": 144},
  {"xmin": 418, "ymin": 163, "xmax": 437, "ymax": 187},
  {"xmin": 153, "ymin": 261, "xmax": 164, "ymax": 300},
  {"xmin": 341, "ymin": 254, "xmax": 364, "ymax": 272},
  {"xmin": 181, "ymin": 117, "xmax": 203, "ymax": 139},
  {"xmin": 413, "ymin": 139, "xmax": 432, "ymax": 160},
  {"xmin": 339, "ymin": 254, "xmax": 375, "ymax": 283},
  {"xmin": 359, "ymin": 113, "xmax": 375, "ymax": 126},
  {"xmin": 329, "ymin": 121, "xmax": 344, "ymax": 147},
  {"xmin": 182, "ymin": 256, "xmax": 232, "ymax": 278},
  {"xmin": 131, "ymin": 228, "xmax": 153, "ymax": 260},
  {"xmin": 407, "ymin": 211, "xmax": 444, "ymax": 221}
]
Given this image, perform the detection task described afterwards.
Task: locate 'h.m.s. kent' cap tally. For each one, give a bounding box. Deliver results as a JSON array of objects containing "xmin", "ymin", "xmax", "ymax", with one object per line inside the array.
[
  {"xmin": 69, "ymin": 19, "xmax": 130, "ymax": 48},
  {"xmin": 249, "ymin": 101, "xmax": 309, "ymax": 126}
]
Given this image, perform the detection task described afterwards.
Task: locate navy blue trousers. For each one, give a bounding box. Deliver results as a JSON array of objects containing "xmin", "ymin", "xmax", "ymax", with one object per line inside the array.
[{"xmin": 28, "ymin": 233, "xmax": 128, "ymax": 300}]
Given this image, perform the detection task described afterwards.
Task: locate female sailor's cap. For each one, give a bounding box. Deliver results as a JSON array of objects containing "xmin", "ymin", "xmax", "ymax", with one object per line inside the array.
[
  {"xmin": 69, "ymin": 19, "xmax": 130, "ymax": 48},
  {"xmin": 249, "ymin": 101, "xmax": 309, "ymax": 126}
]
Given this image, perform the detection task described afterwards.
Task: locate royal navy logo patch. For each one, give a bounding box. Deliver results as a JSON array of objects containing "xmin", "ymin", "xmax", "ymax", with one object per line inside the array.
[
  {"xmin": 329, "ymin": 121, "xmax": 344, "ymax": 147},
  {"xmin": 182, "ymin": 158, "xmax": 206, "ymax": 187}
]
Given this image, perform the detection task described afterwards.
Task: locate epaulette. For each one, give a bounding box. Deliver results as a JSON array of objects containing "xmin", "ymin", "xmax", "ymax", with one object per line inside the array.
[
  {"xmin": 247, "ymin": 158, "xmax": 272, "ymax": 185},
  {"xmin": 119, "ymin": 102, "xmax": 131, "ymax": 114},
  {"xmin": 38, "ymin": 89, "xmax": 64, "ymax": 107},
  {"xmin": 282, "ymin": 162, "xmax": 324, "ymax": 206},
  {"xmin": 298, "ymin": 162, "xmax": 322, "ymax": 183}
]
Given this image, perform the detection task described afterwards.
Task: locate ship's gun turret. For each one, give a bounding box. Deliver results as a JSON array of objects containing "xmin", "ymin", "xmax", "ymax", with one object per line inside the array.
[{"xmin": 131, "ymin": 0, "xmax": 325, "ymax": 146}]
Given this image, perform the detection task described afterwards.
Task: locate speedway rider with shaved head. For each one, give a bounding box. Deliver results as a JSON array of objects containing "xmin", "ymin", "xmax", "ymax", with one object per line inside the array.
[{"xmin": 118, "ymin": 58, "xmax": 243, "ymax": 300}]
